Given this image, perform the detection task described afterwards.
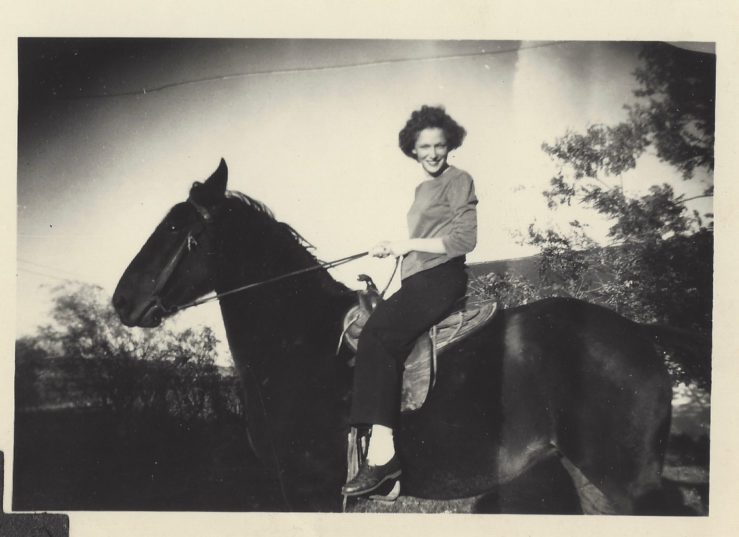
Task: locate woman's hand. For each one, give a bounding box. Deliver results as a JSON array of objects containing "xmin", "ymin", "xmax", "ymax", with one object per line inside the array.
[{"xmin": 370, "ymin": 240, "xmax": 411, "ymax": 258}]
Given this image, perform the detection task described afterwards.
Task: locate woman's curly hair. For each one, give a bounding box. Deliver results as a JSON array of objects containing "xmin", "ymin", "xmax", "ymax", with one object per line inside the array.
[{"xmin": 398, "ymin": 105, "xmax": 467, "ymax": 159}]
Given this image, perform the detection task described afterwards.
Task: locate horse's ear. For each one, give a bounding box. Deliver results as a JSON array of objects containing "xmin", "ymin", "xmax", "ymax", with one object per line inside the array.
[{"xmin": 202, "ymin": 158, "xmax": 228, "ymax": 196}]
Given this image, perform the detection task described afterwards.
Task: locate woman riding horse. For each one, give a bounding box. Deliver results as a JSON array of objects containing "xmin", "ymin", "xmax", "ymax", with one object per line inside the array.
[
  {"xmin": 114, "ymin": 155, "xmax": 682, "ymax": 513},
  {"xmin": 343, "ymin": 105, "xmax": 478, "ymax": 496}
]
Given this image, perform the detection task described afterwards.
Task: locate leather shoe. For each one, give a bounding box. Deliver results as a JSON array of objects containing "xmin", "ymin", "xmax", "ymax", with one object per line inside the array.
[{"xmin": 342, "ymin": 455, "xmax": 402, "ymax": 496}]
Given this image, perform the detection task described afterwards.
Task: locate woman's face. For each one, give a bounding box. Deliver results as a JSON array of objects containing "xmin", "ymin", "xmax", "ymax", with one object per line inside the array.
[{"xmin": 412, "ymin": 127, "xmax": 449, "ymax": 176}]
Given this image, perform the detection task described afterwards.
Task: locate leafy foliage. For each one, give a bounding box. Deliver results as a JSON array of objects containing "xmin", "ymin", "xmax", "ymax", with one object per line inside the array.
[
  {"xmin": 475, "ymin": 43, "xmax": 714, "ymax": 387},
  {"xmin": 631, "ymin": 43, "xmax": 715, "ymax": 178},
  {"xmin": 535, "ymin": 42, "xmax": 714, "ymax": 326},
  {"xmin": 542, "ymin": 43, "xmax": 714, "ymax": 185},
  {"xmin": 16, "ymin": 282, "xmax": 242, "ymax": 419},
  {"xmin": 467, "ymin": 272, "xmax": 541, "ymax": 308}
]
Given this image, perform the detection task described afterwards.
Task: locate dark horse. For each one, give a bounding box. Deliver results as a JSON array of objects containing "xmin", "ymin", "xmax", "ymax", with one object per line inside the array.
[{"xmin": 114, "ymin": 159, "xmax": 686, "ymax": 513}]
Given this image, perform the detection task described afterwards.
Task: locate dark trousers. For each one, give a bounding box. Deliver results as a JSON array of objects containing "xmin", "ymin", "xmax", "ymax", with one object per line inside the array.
[{"xmin": 349, "ymin": 259, "xmax": 468, "ymax": 429}]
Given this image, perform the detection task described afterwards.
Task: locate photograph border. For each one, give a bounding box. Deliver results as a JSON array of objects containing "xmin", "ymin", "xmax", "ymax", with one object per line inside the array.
[{"xmin": 2, "ymin": 1, "xmax": 736, "ymax": 536}]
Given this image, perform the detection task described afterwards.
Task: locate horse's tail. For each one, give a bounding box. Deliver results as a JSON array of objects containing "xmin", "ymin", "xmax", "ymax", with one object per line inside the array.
[{"xmin": 640, "ymin": 323, "xmax": 711, "ymax": 387}]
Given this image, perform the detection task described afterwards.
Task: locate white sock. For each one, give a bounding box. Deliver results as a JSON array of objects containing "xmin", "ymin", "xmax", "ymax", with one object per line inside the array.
[{"xmin": 366, "ymin": 424, "xmax": 395, "ymax": 465}]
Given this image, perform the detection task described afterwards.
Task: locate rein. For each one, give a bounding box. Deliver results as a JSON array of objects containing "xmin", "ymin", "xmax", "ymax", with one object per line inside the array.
[
  {"xmin": 157, "ymin": 195, "xmax": 369, "ymax": 314},
  {"xmin": 168, "ymin": 250, "xmax": 369, "ymax": 313}
]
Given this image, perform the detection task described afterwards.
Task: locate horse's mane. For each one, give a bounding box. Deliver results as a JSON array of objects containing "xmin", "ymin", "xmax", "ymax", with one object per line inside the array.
[
  {"xmin": 225, "ymin": 190, "xmax": 275, "ymax": 218},
  {"xmin": 225, "ymin": 190, "xmax": 316, "ymax": 251},
  {"xmin": 223, "ymin": 190, "xmax": 349, "ymax": 297}
]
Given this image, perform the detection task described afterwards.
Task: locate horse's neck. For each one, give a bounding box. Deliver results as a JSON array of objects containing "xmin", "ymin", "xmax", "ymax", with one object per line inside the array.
[
  {"xmin": 214, "ymin": 206, "xmax": 355, "ymax": 491},
  {"xmin": 215, "ymin": 209, "xmax": 353, "ymax": 369}
]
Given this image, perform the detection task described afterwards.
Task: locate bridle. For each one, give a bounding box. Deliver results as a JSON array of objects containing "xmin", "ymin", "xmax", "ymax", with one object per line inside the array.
[
  {"xmin": 151, "ymin": 195, "xmax": 368, "ymax": 315},
  {"xmin": 147, "ymin": 195, "xmax": 216, "ymax": 315}
]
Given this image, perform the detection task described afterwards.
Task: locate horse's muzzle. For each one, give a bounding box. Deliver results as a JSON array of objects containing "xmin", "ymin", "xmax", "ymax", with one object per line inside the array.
[{"xmin": 113, "ymin": 291, "xmax": 165, "ymax": 328}]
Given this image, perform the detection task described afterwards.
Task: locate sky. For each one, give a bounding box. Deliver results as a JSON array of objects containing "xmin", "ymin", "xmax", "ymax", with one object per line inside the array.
[{"xmin": 15, "ymin": 39, "xmax": 715, "ymax": 361}]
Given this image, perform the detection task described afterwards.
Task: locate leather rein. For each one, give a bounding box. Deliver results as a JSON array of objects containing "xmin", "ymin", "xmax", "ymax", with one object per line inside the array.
[{"xmin": 154, "ymin": 196, "xmax": 368, "ymax": 314}]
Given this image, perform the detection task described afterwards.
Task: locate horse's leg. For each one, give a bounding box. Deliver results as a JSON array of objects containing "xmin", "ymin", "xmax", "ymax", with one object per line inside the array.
[
  {"xmin": 475, "ymin": 450, "xmax": 583, "ymax": 514},
  {"xmin": 506, "ymin": 299, "xmax": 675, "ymax": 514},
  {"xmin": 552, "ymin": 334, "xmax": 672, "ymax": 514},
  {"xmin": 558, "ymin": 454, "xmax": 619, "ymax": 514}
]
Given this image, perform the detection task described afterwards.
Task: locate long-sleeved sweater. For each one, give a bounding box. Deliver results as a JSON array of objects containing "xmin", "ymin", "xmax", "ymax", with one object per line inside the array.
[{"xmin": 401, "ymin": 165, "xmax": 478, "ymax": 280}]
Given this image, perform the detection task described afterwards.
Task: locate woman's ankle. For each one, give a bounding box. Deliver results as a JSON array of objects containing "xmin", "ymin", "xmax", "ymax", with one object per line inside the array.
[{"xmin": 366, "ymin": 424, "xmax": 395, "ymax": 465}]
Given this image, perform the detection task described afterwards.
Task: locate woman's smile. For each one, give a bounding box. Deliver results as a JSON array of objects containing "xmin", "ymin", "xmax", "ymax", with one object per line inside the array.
[{"xmin": 413, "ymin": 127, "xmax": 450, "ymax": 176}]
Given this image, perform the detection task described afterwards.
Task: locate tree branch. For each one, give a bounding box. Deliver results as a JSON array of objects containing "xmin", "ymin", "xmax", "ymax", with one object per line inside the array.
[{"xmin": 679, "ymin": 194, "xmax": 713, "ymax": 204}]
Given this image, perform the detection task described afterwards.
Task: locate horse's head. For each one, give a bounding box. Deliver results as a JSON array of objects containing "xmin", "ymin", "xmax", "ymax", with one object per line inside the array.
[{"xmin": 113, "ymin": 159, "xmax": 229, "ymax": 327}]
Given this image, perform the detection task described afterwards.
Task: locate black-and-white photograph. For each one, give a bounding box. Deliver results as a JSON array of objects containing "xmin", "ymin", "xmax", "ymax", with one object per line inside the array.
[
  {"xmin": 7, "ymin": 0, "xmax": 739, "ymax": 531},
  {"xmin": 11, "ymin": 37, "xmax": 714, "ymax": 523}
]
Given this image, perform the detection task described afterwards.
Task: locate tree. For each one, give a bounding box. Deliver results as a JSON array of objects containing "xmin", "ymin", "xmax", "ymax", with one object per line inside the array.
[
  {"xmin": 630, "ymin": 43, "xmax": 715, "ymax": 179},
  {"xmin": 15, "ymin": 336, "xmax": 50, "ymax": 409},
  {"xmin": 542, "ymin": 43, "xmax": 714, "ymax": 187},
  {"xmin": 528, "ymin": 42, "xmax": 714, "ymax": 386},
  {"xmin": 18, "ymin": 281, "xmax": 229, "ymax": 416}
]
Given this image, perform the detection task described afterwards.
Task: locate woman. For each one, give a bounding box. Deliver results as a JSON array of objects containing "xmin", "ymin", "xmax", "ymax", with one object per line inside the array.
[{"xmin": 342, "ymin": 105, "xmax": 478, "ymax": 496}]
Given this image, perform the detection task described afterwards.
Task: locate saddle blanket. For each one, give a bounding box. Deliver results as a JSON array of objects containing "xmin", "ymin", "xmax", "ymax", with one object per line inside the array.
[{"xmin": 340, "ymin": 297, "xmax": 498, "ymax": 411}]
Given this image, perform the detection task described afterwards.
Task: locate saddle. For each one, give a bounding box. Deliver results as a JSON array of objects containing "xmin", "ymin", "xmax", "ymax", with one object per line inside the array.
[{"xmin": 338, "ymin": 275, "xmax": 498, "ymax": 411}]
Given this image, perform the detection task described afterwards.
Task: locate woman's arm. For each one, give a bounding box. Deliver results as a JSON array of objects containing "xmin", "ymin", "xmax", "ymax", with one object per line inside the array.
[
  {"xmin": 372, "ymin": 171, "xmax": 478, "ymax": 259},
  {"xmin": 370, "ymin": 238, "xmax": 446, "ymax": 258},
  {"xmin": 441, "ymin": 173, "xmax": 477, "ymax": 257}
]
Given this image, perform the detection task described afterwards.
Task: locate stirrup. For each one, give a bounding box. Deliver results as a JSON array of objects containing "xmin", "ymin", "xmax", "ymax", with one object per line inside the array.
[{"xmin": 369, "ymin": 479, "xmax": 401, "ymax": 503}]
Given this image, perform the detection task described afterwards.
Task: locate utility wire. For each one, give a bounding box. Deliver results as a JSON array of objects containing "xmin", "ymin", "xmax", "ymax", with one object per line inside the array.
[
  {"xmin": 17, "ymin": 267, "xmax": 79, "ymax": 282},
  {"xmin": 18, "ymin": 262, "xmax": 103, "ymax": 285},
  {"xmin": 18, "ymin": 258, "xmax": 87, "ymax": 278},
  {"xmin": 64, "ymin": 41, "xmax": 572, "ymax": 100}
]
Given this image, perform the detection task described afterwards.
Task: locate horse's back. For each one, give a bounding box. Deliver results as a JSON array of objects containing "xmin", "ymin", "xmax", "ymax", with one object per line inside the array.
[{"xmin": 502, "ymin": 296, "xmax": 669, "ymax": 376}]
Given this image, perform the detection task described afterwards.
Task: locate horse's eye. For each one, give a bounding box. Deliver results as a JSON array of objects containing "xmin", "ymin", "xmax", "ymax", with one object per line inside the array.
[{"xmin": 167, "ymin": 223, "xmax": 179, "ymax": 233}]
